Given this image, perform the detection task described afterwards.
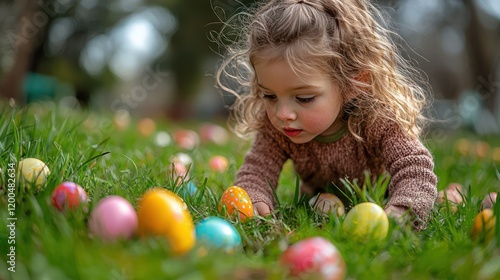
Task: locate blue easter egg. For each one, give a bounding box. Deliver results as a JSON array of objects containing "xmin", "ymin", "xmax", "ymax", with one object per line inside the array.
[
  {"xmin": 195, "ymin": 217, "xmax": 242, "ymax": 252},
  {"xmin": 180, "ymin": 182, "xmax": 198, "ymax": 198}
]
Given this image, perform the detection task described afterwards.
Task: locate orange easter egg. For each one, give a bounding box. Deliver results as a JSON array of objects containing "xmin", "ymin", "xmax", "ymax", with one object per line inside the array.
[
  {"xmin": 137, "ymin": 188, "xmax": 194, "ymax": 254},
  {"xmin": 219, "ymin": 186, "xmax": 254, "ymax": 222},
  {"xmin": 470, "ymin": 209, "xmax": 496, "ymax": 242}
]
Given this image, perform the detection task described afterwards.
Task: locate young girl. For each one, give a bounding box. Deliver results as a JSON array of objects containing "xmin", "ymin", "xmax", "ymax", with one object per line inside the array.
[{"xmin": 216, "ymin": 0, "xmax": 437, "ymax": 230}]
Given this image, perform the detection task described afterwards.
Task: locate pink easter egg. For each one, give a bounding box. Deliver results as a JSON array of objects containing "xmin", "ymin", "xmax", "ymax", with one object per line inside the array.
[
  {"xmin": 280, "ymin": 237, "xmax": 346, "ymax": 280},
  {"xmin": 173, "ymin": 129, "xmax": 200, "ymax": 150},
  {"xmin": 209, "ymin": 155, "xmax": 228, "ymax": 173},
  {"xmin": 481, "ymin": 192, "xmax": 498, "ymax": 210},
  {"xmin": 89, "ymin": 196, "xmax": 138, "ymax": 242},
  {"xmin": 200, "ymin": 123, "xmax": 229, "ymax": 145}
]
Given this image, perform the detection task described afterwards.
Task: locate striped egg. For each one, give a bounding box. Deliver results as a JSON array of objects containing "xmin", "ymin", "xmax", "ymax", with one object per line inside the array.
[{"xmin": 219, "ymin": 186, "xmax": 254, "ymax": 222}]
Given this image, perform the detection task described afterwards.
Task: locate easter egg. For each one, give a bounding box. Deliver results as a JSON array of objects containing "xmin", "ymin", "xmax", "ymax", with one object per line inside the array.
[
  {"xmin": 436, "ymin": 183, "xmax": 464, "ymax": 213},
  {"xmin": 137, "ymin": 188, "xmax": 195, "ymax": 254},
  {"xmin": 200, "ymin": 123, "xmax": 229, "ymax": 145},
  {"xmin": 88, "ymin": 196, "xmax": 138, "ymax": 242},
  {"xmin": 171, "ymin": 152, "xmax": 193, "ymax": 167},
  {"xmin": 179, "ymin": 182, "xmax": 198, "ymax": 199},
  {"xmin": 51, "ymin": 182, "xmax": 88, "ymax": 211},
  {"xmin": 209, "ymin": 155, "xmax": 229, "ymax": 173},
  {"xmin": 154, "ymin": 131, "xmax": 172, "ymax": 147},
  {"xmin": 481, "ymin": 192, "xmax": 498, "ymax": 210},
  {"xmin": 173, "ymin": 129, "xmax": 200, "ymax": 150},
  {"xmin": 493, "ymin": 147, "xmax": 500, "ymax": 162},
  {"xmin": 309, "ymin": 193, "xmax": 345, "ymax": 217},
  {"xmin": 113, "ymin": 109, "xmax": 130, "ymax": 131},
  {"xmin": 219, "ymin": 186, "xmax": 254, "ymax": 222},
  {"xmin": 195, "ymin": 216, "xmax": 242, "ymax": 253},
  {"xmin": 280, "ymin": 237, "xmax": 346, "ymax": 280},
  {"xmin": 169, "ymin": 153, "xmax": 193, "ymax": 183},
  {"xmin": 137, "ymin": 118, "xmax": 156, "ymax": 137},
  {"xmin": 342, "ymin": 202, "xmax": 389, "ymax": 242},
  {"xmin": 470, "ymin": 209, "xmax": 496, "ymax": 242},
  {"xmin": 17, "ymin": 158, "xmax": 51, "ymax": 190}
]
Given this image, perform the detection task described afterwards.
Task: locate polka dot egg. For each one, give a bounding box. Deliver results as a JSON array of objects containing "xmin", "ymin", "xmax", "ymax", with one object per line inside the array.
[{"xmin": 219, "ymin": 186, "xmax": 254, "ymax": 222}]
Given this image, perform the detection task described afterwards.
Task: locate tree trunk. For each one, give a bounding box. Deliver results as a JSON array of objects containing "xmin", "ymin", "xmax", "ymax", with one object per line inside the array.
[
  {"xmin": 0, "ymin": 0, "xmax": 46, "ymax": 104},
  {"xmin": 463, "ymin": 0, "xmax": 497, "ymax": 115}
]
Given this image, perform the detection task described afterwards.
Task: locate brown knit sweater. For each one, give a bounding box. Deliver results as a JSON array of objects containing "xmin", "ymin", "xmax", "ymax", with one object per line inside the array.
[{"xmin": 234, "ymin": 117, "xmax": 438, "ymax": 230}]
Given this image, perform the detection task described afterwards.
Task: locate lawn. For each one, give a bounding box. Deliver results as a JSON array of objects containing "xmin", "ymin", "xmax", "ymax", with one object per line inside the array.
[{"xmin": 1, "ymin": 101, "xmax": 500, "ymax": 280}]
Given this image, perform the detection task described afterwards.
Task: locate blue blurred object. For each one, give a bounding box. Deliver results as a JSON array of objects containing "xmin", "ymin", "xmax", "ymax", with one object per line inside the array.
[
  {"xmin": 23, "ymin": 72, "xmax": 75, "ymax": 103},
  {"xmin": 195, "ymin": 217, "xmax": 242, "ymax": 253},
  {"xmin": 180, "ymin": 181, "xmax": 198, "ymax": 199},
  {"xmin": 24, "ymin": 73, "xmax": 57, "ymax": 103}
]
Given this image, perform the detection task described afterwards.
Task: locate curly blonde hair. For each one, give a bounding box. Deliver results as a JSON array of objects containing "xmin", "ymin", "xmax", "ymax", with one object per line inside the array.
[{"xmin": 215, "ymin": 0, "xmax": 430, "ymax": 141}]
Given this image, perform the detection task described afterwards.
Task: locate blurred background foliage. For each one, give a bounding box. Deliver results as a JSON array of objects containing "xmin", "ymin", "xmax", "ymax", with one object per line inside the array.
[{"xmin": 0, "ymin": 0, "xmax": 499, "ymax": 134}]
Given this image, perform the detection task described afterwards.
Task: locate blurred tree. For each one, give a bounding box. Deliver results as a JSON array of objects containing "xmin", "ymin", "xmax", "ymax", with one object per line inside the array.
[
  {"xmin": 1, "ymin": 0, "xmax": 498, "ymax": 126},
  {"xmin": 463, "ymin": 0, "xmax": 497, "ymax": 114},
  {"xmin": 163, "ymin": 0, "xmax": 256, "ymax": 119},
  {"xmin": 0, "ymin": 0, "xmax": 45, "ymax": 104}
]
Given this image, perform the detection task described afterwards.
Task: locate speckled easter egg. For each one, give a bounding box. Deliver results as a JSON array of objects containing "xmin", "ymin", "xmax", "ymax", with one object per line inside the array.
[
  {"xmin": 280, "ymin": 237, "xmax": 346, "ymax": 280},
  {"xmin": 480, "ymin": 192, "xmax": 498, "ymax": 210},
  {"xmin": 309, "ymin": 193, "xmax": 345, "ymax": 217},
  {"xmin": 342, "ymin": 202, "xmax": 389, "ymax": 242},
  {"xmin": 51, "ymin": 182, "xmax": 87, "ymax": 211},
  {"xmin": 471, "ymin": 209, "xmax": 496, "ymax": 242},
  {"xmin": 219, "ymin": 186, "xmax": 254, "ymax": 222},
  {"xmin": 88, "ymin": 196, "xmax": 138, "ymax": 242},
  {"xmin": 195, "ymin": 216, "xmax": 242, "ymax": 253},
  {"xmin": 209, "ymin": 155, "xmax": 229, "ymax": 173},
  {"xmin": 17, "ymin": 158, "xmax": 51, "ymax": 190},
  {"xmin": 137, "ymin": 188, "xmax": 195, "ymax": 255}
]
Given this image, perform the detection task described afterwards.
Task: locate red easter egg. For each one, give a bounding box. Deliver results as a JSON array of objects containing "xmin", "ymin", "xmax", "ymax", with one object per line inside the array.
[
  {"xmin": 51, "ymin": 181, "xmax": 87, "ymax": 211},
  {"xmin": 280, "ymin": 237, "xmax": 346, "ymax": 280},
  {"xmin": 219, "ymin": 186, "xmax": 254, "ymax": 222}
]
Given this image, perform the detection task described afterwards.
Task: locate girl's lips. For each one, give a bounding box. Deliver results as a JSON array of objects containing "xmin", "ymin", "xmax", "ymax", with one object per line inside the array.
[{"xmin": 283, "ymin": 128, "xmax": 302, "ymax": 137}]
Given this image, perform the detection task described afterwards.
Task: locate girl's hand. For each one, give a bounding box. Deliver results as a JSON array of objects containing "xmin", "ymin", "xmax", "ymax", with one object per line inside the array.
[
  {"xmin": 385, "ymin": 205, "xmax": 409, "ymax": 226},
  {"xmin": 253, "ymin": 202, "xmax": 272, "ymax": 216}
]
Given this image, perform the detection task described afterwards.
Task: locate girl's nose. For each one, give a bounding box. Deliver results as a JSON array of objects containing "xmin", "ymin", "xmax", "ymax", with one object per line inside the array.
[{"xmin": 276, "ymin": 103, "xmax": 297, "ymax": 121}]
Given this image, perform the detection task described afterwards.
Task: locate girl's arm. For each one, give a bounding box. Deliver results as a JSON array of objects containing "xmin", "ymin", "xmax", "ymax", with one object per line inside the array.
[
  {"xmin": 370, "ymin": 120, "xmax": 438, "ymax": 230},
  {"xmin": 234, "ymin": 126, "xmax": 288, "ymax": 215}
]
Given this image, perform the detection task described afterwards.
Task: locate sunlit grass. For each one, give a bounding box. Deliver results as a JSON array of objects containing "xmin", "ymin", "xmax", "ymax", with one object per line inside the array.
[{"xmin": 1, "ymin": 101, "xmax": 500, "ymax": 279}]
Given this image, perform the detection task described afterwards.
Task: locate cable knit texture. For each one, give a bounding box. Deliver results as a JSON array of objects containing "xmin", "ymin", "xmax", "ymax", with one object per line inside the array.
[{"xmin": 234, "ymin": 117, "xmax": 438, "ymax": 231}]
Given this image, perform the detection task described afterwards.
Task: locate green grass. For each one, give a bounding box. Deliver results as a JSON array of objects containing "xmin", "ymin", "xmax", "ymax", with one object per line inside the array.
[{"xmin": 1, "ymin": 101, "xmax": 500, "ymax": 280}]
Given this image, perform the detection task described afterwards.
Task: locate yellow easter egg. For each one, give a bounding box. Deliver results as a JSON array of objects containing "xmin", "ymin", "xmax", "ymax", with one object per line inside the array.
[
  {"xmin": 137, "ymin": 188, "xmax": 195, "ymax": 254},
  {"xmin": 342, "ymin": 202, "xmax": 389, "ymax": 242},
  {"xmin": 309, "ymin": 193, "xmax": 345, "ymax": 217},
  {"xmin": 219, "ymin": 186, "xmax": 254, "ymax": 222},
  {"xmin": 17, "ymin": 158, "xmax": 51, "ymax": 190},
  {"xmin": 471, "ymin": 209, "xmax": 496, "ymax": 242}
]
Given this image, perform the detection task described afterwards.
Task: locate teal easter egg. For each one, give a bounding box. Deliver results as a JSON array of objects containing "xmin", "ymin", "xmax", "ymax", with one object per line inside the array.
[{"xmin": 195, "ymin": 217, "xmax": 241, "ymax": 253}]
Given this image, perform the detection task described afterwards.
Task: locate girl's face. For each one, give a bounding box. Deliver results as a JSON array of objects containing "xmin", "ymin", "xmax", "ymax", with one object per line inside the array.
[{"xmin": 254, "ymin": 59, "xmax": 344, "ymax": 144}]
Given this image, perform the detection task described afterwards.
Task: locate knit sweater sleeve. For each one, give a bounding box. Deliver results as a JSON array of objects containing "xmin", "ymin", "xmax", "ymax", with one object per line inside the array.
[
  {"xmin": 367, "ymin": 120, "xmax": 438, "ymax": 230},
  {"xmin": 233, "ymin": 125, "xmax": 288, "ymax": 210}
]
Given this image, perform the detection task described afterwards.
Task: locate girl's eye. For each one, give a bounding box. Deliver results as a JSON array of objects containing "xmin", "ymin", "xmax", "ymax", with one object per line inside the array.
[
  {"xmin": 296, "ymin": 96, "xmax": 315, "ymax": 103},
  {"xmin": 262, "ymin": 94, "xmax": 277, "ymax": 101}
]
